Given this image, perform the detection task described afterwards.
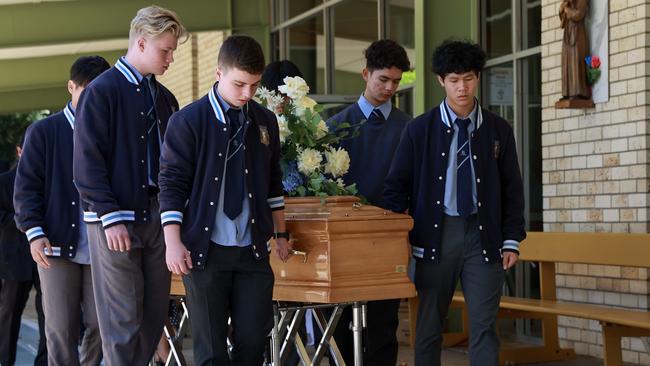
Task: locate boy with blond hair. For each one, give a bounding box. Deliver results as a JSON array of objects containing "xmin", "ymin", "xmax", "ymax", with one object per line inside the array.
[{"xmin": 73, "ymin": 6, "xmax": 187, "ymax": 365}]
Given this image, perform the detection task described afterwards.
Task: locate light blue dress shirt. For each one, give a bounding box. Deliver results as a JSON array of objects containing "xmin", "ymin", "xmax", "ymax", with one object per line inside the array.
[
  {"xmin": 443, "ymin": 99, "xmax": 479, "ymax": 216},
  {"xmin": 210, "ymin": 90, "xmax": 252, "ymax": 247},
  {"xmin": 357, "ymin": 94, "xmax": 392, "ymax": 120}
]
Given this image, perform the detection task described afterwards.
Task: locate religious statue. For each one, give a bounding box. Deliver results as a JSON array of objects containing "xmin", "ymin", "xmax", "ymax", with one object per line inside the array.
[{"xmin": 559, "ymin": 0, "xmax": 590, "ymax": 100}]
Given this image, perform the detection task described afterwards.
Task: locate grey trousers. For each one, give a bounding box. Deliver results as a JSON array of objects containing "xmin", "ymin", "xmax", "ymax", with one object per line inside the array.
[
  {"xmin": 38, "ymin": 259, "xmax": 101, "ymax": 366},
  {"xmin": 87, "ymin": 198, "xmax": 171, "ymax": 366},
  {"xmin": 414, "ymin": 215, "xmax": 505, "ymax": 366}
]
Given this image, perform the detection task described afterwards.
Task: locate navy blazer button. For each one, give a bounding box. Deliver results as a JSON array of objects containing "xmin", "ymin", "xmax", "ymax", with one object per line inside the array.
[
  {"xmin": 210, "ymin": 202, "xmax": 214, "ymax": 205},
  {"xmin": 473, "ymin": 155, "xmax": 477, "ymax": 160},
  {"xmin": 197, "ymin": 261, "xmax": 201, "ymax": 266},
  {"xmin": 438, "ymin": 176, "xmax": 443, "ymax": 180},
  {"xmin": 434, "ymin": 224, "xmax": 438, "ymax": 228},
  {"xmin": 441, "ymin": 152, "xmax": 445, "ymax": 156},
  {"xmin": 137, "ymin": 88, "xmax": 140, "ymax": 92},
  {"xmin": 204, "ymin": 227, "xmax": 208, "ymax": 231},
  {"xmin": 69, "ymin": 246, "xmax": 74, "ymax": 250},
  {"xmin": 199, "ymin": 253, "xmax": 203, "ymax": 257},
  {"xmin": 71, "ymin": 224, "xmax": 75, "ymax": 227}
]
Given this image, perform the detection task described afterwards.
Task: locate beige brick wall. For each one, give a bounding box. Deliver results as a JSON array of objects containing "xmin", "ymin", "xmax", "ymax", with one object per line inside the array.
[
  {"xmin": 542, "ymin": 0, "xmax": 650, "ymax": 364},
  {"xmin": 157, "ymin": 31, "xmax": 226, "ymax": 108}
]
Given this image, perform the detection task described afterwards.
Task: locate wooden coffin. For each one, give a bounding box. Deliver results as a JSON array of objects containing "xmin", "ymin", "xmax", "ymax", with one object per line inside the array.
[{"xmin": 270, "ymin": 196, "xmax": 416, "ymax": 303}]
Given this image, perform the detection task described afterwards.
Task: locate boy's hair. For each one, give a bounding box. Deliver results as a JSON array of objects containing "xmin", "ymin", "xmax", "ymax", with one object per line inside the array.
[
  {"xmin": 129, "ymin": 6, "xmax": 188, "ymax": 44},
  {"xmin": 217, "ymin": 35, "xmax": 266, "ymax": 75},
  {"xmin": 432, "ymin": 39, "xmax": 487, "ymax": 78},
  {"xmin": 70, "ymin": 56, "xmax": 110, "ymax": 87},
  {"xmin": 364, "ymin": 39, "xmax": 410, "ymax": 72},
  {"xmin": 261, "ymin": 60, "xmax": 304, "ymax": 91}
]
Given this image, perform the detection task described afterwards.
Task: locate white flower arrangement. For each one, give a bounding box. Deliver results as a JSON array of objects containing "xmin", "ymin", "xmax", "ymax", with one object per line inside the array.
[{"xmin": 255, "ymin": 76, "xmax": 358, "ymax": 197}]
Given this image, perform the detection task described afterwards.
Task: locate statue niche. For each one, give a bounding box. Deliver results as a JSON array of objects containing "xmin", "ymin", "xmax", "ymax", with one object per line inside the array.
[{"xmin": 556, "ymin": 0, "xmax": 595, "ymax": 109}]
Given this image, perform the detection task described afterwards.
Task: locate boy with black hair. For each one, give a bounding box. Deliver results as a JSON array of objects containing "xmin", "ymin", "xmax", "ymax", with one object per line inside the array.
[
  {"xmin": 73, "ymin": 6, "xmax": 187, "ymax": 365},
  {"xmin": 159, "ymin": 34, "xmax": 291, "ymax": 365},
  {"xmin": 0, "ymin": 133, "xmax": 47, "ymax": 366},
  {"xmin": 14, "ymin": 55, "xmax": 110, "ymax": 366},
  {"xmin": 384, "ymin": 39, "xmax": 526, "ymax": 366},
  {"xmin": 328, "ymin": 38, "xmax": 411, "ymax": 366}
]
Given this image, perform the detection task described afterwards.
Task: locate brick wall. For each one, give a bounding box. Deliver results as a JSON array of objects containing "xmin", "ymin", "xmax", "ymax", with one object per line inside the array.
[
  {"xmin": 157, "ymin": 31, "xmax": 226, "ymax": 107},
  {"xmin": 541, "ymin": 0, "xmax": 650, "ymax": 364}
]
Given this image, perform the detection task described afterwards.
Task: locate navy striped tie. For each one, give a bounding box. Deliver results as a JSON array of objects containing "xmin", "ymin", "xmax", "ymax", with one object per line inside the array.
[
  {"xmin": 456, "ymin": 118, "xmax": 473, "ymax": 217},
  {"xmin": 370, "ymin": 108, "xmax": 384, "ymax": 121},
  {"xmin": 224, "ymin": 108, "xmax": 245, "ymax": 220}
]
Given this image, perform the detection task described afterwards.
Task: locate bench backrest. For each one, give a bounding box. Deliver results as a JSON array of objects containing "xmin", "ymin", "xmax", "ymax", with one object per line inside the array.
[{"xmin": 521, "ymin": 232, "xmax": 650, "ymax": 268}]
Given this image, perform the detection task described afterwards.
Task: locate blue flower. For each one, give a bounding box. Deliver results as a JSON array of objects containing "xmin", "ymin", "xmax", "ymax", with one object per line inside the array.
[
  {"xmin": 282, "ymin": 161, "xmax": 304, "ymax": 193},
  {"xmin": 585, "ymin": 55, "xmax": 592, "ymax": 67}
]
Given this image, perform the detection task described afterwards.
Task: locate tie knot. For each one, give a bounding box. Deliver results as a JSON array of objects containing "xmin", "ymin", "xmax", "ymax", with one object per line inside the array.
[
  {"xmin": 371, "ymin": 108, "xmax": 384, "ymax": 121},
  {"xmin": 456, "ymin": 118, "xmax": 471, "ymax": 130},
  {"xmin": 227, "ymin": 108, "xmax": 242, "ymax": 126}
]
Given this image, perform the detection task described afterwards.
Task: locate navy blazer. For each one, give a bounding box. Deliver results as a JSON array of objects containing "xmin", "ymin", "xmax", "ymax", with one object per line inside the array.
[
  {"xmin": 73, "ymin": 60, "xmax": 178, "ymax": 228},
  {"xmin": 0, "ymin": 169, "xmax": 34, "ymax": 281},
  {"xmin": 14, "ymin": 106, "xmax": 82, "ymax": 261},
  {"xmin": 384, "ymin": 104, "xmax": 526, "ymax": 263},
  {"xmin": 158, "ymin": 86, "xmax": 284, "ymax": 268}
]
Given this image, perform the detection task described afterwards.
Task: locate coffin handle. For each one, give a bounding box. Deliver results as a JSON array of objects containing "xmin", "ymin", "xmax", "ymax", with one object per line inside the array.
[{"xmin": 290, "ymin": 249, "xmax": 309, "ymax": 263}]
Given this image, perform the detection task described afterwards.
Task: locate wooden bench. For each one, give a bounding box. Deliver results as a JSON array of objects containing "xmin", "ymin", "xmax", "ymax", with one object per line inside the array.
[{"xmin": 408, "ymin": 232, "xmax": 650, "ymax": 366}]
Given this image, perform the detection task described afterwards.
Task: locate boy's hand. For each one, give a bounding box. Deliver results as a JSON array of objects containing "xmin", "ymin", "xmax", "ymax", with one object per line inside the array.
[
  {"xmin": 275, "ymin": 237, "xmax": 292, "ymax": 262},
  {"xmin": 166, "ymin": 239, "xmax": 192, "ymax": 275}
]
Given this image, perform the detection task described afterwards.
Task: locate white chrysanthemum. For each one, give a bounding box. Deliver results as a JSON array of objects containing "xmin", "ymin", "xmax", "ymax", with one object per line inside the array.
[
  {"xmin": 315, "ymin": 120, "xmax": 329, "ymax": 139},
  {"xmin": 265, "ymin": 93, "xmax": 285, "ymax": 113},
  {"xmin": 324, "ymin": 147, "xmax": 350, "ymax": 178},
  {"xmin": 256, "ymin": 86, "xmax": 273, "ymax": 101},
  {"xmin": 278, "ymin": 76, "xmax": 310, "ymax": 100},
  {"xmin": 276, "ymin": 114, "xmax": 291, "ymax": 143},
  {"xmin": 297, "ymin": 148, "xmax": 323, "ymax": 175}
]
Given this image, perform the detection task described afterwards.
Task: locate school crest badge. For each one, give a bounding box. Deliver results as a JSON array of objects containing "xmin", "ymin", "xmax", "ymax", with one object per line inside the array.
[{"xmin": 259, "ymin": 126, "xmax": 270, "ymax": 146}]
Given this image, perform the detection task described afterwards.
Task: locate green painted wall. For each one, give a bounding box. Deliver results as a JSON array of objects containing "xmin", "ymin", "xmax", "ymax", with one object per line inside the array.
[{"xmin": 414, "ymin": 0, "xmax": 478, "ymax": 114}]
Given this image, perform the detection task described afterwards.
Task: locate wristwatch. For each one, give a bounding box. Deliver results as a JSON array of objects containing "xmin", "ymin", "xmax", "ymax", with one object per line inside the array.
[{"xmin": 274, "ymin": 231, "xmax": 290, "ymax": 240}]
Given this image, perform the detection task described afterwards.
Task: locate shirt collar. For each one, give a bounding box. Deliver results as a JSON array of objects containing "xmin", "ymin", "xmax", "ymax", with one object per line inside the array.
[
  {"xmin": 115, "ymin": 56, "xmax": 144, "ymax": 85},
  {"xmin": 439, "ymin": 98, "xmax": 483, "ymax": 129},
  {"xmin": 357, "ymin": 94, "xmax": 392, "ymax": 120},
  {"xmin": 63, "ymin": 102, "xmax": 75, "ymax": 129}
]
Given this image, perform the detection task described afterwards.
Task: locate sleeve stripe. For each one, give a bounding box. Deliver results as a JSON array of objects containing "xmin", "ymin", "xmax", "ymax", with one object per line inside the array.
[
  {"xmin": 97, "ymin": 211, "xmax": 136, "ymax": 227},
  {"xmin": 83, "ymin": 211, "xmax": 101, "ymax": 222},
  {"xmin": 161, "ymin": 210, "xmax": 184, "ymax": 224},
  {"xmin": 26, "ymin": 226, "xmax": 45, "ymax": 241},
  {"xmin": 502, "ymin": 240, "xmax": 520, "ymax": 251},
  {"xmin": 267, "ymin": 196, "xmax": 285, "ymax": 208}
]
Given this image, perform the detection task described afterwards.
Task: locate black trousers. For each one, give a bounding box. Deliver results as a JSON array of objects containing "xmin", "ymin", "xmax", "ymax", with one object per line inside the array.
[
  {"xmin": 329, "ymin": 298, "xmax": 401, "ymax": 366},
  {"xmin": 183, "ymin": 244, "xmax": 274, "ymax": 366},
  {"xmin": 0, "ymin": 270, "xmax": 47, "ymax": 366}
]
